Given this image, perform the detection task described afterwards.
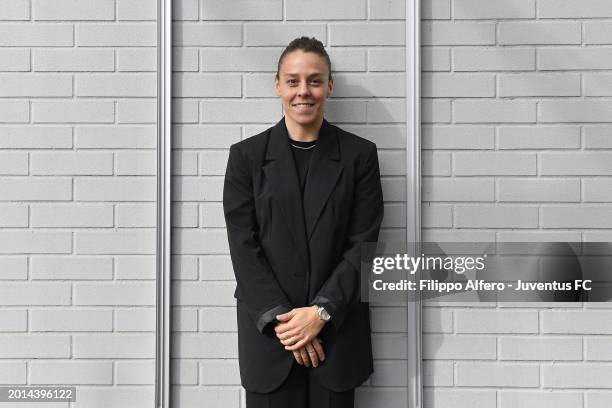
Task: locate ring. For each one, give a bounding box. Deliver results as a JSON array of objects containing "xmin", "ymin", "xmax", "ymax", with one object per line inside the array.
[{"xmin": 306, "ymin": 348, "xmax": 315, "ymax": 353}]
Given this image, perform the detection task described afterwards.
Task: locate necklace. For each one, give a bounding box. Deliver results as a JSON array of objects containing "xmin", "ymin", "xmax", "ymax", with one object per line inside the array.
[{"xmin": 290, "ymin": 143, "xmax": 316, "ymax": 150}]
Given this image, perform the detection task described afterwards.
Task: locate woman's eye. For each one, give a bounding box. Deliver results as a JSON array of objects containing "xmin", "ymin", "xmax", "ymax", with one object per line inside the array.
[{"xmin": 287, "ymin": 79, "xmax": 297, "ymax": 85}]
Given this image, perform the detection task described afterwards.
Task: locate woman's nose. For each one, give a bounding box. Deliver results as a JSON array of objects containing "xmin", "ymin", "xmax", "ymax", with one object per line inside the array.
[{"xmin": 297, "ymin": 82, "xmax": 310, "ymax": 96}]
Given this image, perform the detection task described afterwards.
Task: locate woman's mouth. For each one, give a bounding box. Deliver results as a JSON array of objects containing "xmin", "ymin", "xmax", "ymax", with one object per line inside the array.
[{"xmin": 292, "ymin": 103, "xmax": 315, "ymax": 113}]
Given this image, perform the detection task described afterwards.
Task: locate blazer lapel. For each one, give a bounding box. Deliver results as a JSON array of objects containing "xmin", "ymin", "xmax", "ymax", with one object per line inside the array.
[
  {"xmin": 262, "ymin": 118, "xmax": 310, "ymax": 275},
  {"xmin": 303, "ymin": 119, "xmax": 344, "ymax": 241}
]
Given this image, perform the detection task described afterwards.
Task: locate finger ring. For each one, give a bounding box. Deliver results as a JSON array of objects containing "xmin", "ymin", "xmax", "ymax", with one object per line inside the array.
[{"xmin": 307, "ymin": 348, "xmax": 315, "ymax": 353}]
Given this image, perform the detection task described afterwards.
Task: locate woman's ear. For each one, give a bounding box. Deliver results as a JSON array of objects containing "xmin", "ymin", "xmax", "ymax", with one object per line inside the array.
[
  {"xmin": 327, "ymin": 78, "xmax": 333, "ymax": 97},
  {"xmin": 274, "ymin": 77, "xmax": 281, "ymax": 97}
]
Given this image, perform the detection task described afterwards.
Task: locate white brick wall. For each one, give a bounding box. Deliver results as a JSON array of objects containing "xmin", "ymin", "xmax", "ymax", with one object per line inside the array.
[
  {"xmin": 172, "ymin": 1, "xmax": 407, "ymax": 406},
  {"xmin": 0, "ymin": 1, "xmax": 156, "ymax": 407},
  {"xmin": 423, "ymin": 1, "xmax": 612, "ymax": 407}
]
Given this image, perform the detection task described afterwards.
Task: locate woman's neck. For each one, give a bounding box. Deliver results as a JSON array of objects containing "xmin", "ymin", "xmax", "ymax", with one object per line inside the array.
[{"xmin": 285, "ymin": 116, "xmax": 323, "ymax": 142}]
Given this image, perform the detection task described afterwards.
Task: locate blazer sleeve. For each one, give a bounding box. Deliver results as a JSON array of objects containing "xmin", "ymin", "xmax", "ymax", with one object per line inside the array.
[
  {"xmin": 310, "ymin": 143, "xmax": 384, "ymax": 330},
  {"xmin": 223, "ymin": 143, "xmax": 293, "ymax": 334}
]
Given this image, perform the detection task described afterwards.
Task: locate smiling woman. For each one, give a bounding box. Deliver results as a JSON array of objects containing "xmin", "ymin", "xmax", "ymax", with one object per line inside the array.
[{"xmin": 223, "ymin": 37, "xmax": 385, "ymax": 408}]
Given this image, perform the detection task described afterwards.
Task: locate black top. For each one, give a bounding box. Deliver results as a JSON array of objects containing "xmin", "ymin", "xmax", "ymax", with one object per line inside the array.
[{"xmin": 289, "ymin": 138, "xmax": 317, "ymax": 194}]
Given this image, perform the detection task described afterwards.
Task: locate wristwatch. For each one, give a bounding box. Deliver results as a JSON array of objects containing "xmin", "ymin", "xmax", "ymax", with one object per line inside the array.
[{"xmin": 315, "ymin": 305, "xmax": 331, "ymax": 322}]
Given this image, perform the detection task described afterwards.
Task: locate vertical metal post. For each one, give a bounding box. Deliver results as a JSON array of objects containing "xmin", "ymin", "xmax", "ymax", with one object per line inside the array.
[
  {"xmin": 156, "ymin": 0, "xmax": 172, "ymax": 407},
  {"xmin": 406, "ymin": 0, "xmax": 422, "ymax": 407}
]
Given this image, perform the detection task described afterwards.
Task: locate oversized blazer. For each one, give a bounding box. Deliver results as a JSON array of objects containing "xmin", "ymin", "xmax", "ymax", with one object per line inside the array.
[{"xmin": 223, "ymin": 117, "xmax": 384, "ymax": 393}]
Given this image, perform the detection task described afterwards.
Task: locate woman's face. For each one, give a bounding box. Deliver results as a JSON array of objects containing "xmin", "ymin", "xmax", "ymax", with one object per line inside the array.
[{"xmin": 275, "ymin": 50, "xmax": 333, "ymax": 129}]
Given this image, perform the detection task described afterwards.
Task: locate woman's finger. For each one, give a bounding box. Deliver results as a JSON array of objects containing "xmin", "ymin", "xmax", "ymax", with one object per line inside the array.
[
  {"xmin": 312, "ymin": 338, "xmax": 325, "ymax": 362},
  {"xmin": 285, "ymin": 337, "xmax": 309, "ymax": 351},
  {"xmin": 276, "ymin": 328, "xmax": 299, "ymax": 341},
  {"xmin": 306, "ymin": 344, "xmax": 319, "ymax": 367},
  {"xmin": 293, "ymin": 350, "xmax": 304, "ymax": 365},
  {"xmin": 299, "ymin": 348, "xmax": 310, "ymax": 367}
]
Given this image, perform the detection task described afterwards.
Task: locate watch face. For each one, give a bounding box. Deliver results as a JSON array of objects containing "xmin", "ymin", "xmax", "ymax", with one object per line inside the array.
[{"xmin": 320, "ymin": 308, "xmax": 331, "ymax": 321}]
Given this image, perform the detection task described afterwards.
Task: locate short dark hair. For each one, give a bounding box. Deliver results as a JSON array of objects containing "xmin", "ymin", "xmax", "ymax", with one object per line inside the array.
[{"xmin": 276, "ymin": 36, "xmax": 332, "ymax": 81}]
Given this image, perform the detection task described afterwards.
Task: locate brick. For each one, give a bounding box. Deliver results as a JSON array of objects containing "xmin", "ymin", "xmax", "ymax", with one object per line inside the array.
[
  {"xmin": 0, "ymin": 0, "xmax": 29, "ymax": 19},
  {"xmin": 173, "ymin": 0, "xmax": 198, "ymax": 20},
  {"xmin": 0, "ymin": 282, "xmax": 71, "ymax": 304},
  {"xmin": 586, "ymin": 337, "xmax": 612, "ymax": 360},
  {"xmin": 543, "ymin": 364, "xmax": 612, "ymax": 388},
  {"xmin": 199, "ymin": 307, "xmax": 237, "ymax": 331},
  {"xmin": 422, "ymin": 151, "xmax": 451, "ymax": 176},
  {"xmin": 542, "ymin": 311, "xmax": 612, "ymax": 334},
  {"xmin": 172, "ymin": 176, "xmax": 224, "ymax": 201},
  {"xmin": 31, "ymin": 309, "xmax": 112, "ymax": 332},
  {"xmin": 76, "ymin": 126, "xmax": 156, "ymax": 149},
  {"xmin": 382, "ymin": 202, "xmax": 407, "ymax": 228},
  {"xmin": 117, "ymin": 203, "xmax": 156, "ymax": 227},
  {"xmin": 498, "ymin": 179, "xmax": 580, "ymax": 202},
  {"xmin": 589, "ymin": 393, "xmax": 612, "ymax": 408},
  {"xmin": 456, "ymin": 362, "xmax": 539, "ymax": 387},
  {"xmin": 498, "ymin": 126, "xmax": 580, "ymax": 149},
  {"xmin": 422, "ymin": 73, "xmax": 494, "ymax": 97},
  {"xmin": 454, "ymin": 0, "xmax": 535, "ymax": 19},
  {"xmin": 32, "ymin": 152, "xmax": 113, "ymax": 175},
  {"xmin": 33, "ymin": 101, "xmax": 114, "ymax": 124},
  {"xmin": 455, "ymin": 205, "xmax": 538, "ymax": 228},
  {"xmin": 75, "ymin": 177, "xmax": 155, "ymax": 201},
  {"xmin": 0, "ymin": 178, "xmax": 72, "ymax": 201},
  {"xmin": 75, "ymin": 231, "xmax": 156, "ymax": 255},
  {"xmin": 116, "ymin": 308, "xmax": 155, "ymax": 331},
  {"xmin": 174, "ymin": 229, "xmax": 229, "ymax": 254},
  {"xmin": 421, "ymin": 22, "xmax": 495, "ymax": 46},
  {"xmin": 200, "ymin": 360, "xmax": 240, "ymax": 385},
  {"xmin": 173, "ymin": 333, "xmax": 237, "ymax": 358},
  {"xmin": 116, "ymin": 151, "xmax": 156, "ymax": 175},
  {"xmin": 328, "ymin": 48, "xmax": 367, "ymax": 71},
  {"xmin": 499, "ymin": 337, "xmax": 582, "ymax": 360},
  {"xmin": 173, "ymin": 48, "xmax": 199, "ymax": 71},
  {"xmin": 244, "ymin": 74, "xmax": 276, "ymax": 97},
  {"xmin": 76, "ymin": 74, "xmax": 156, "ymax": 97},
  {"xmin": 542, "ymin": 206, "xmax": 612, "ymax": 228},
  {"xmin": 539, "ymin": 48, "xmax": 612, "ymax": 70},
  {"xmin": 0, "ymin": 335, "xmax": 70, "ymax": 358},
  {"xmin": 454, "ymin": 47, "xmax": 535, "ymax": 71},
  {"xmin": 173, "ymin": 23, "xmax": 242, "ymax": 46},
  {"xmin": 74, "ymin": 334, "xmax": 155, "ymax": 358},
  {"xmin": 539, "ymin": 0, "xmax": 612, "ymax": 18},
  {"xmin": 541, "ymin": 153, "xmax": 612, "ymax": 175},
  {"xmin": 34, "ymin": 49, "xmax": 114, "ymax": 71},
  {"xmin": 117, "ymin": 48, "xmax": 156, "ymax": 72},
  {"xmin": 33, "ymin": 0, "xmax": 114, "ymax": 20},
  {"xmin": 117, "ymin": 0, "xmax": 156, "ymax": 20},
  {"xmin": 0, "ymin": 74, "xmax": 71, "ymax": 97},
  {"xmin": 172, "ymin": 308, "xmax": 198, "ymax": 332},
  {"xmin": 325, "ymin": 100, "xmax": 367, "ymax": 123},
  {"xmin": 173, "ymin": 203, "xmax": 198, "ymax": 227},
  {"xmin": 31, "ymin": 257, "xmax": 112, "ymax": 280},
  {"xmin": 422, "ymin": 126, "xmax": 494, "ymax": 149},
  {"xmin": 367, "ymin": 48, "xmax": 406, "ymax": 72},
  {"xmin": 0, "ymin": 310, "xmax": 27, "ymax": 332},
  {"xmin": 454, "ymin": 100, "xmax": 536, "ymax": 123},
  {"xmin": 75, "ymin": 282, "xmax": 154, "ymax": 306},
  {"xmin": 0, "ymin": 49, "xmax": 30, "ymax": 71},
  {"xmin": 342, "ymin": 125, "xmax": 406, "ymax": 148},
  {"xmin": 456, "ymin": 310, "xmax": 538, "ymax": 333},
  {"xmin": 245, "ymin": 23, "xmax": 326, "ymax": 46},
  {"xmin": 584, "ymin": 179, "xmax": 612, "ymax": 202},
  {"xmin": 287, "ymin": 0, "xmax": 365, "ymax": 20},
  {"xmin": 173, "ymin": 151, "xmax": 198, "ymax": 176},
  {"xmin": 371, "ymin": 361, "xmax": 406, "ymax": 386},
  {"xmin": 172, "ymin": 256, "xmax": 199, "ymax": 280},
  {"xmin": 31, "ymin": 204, "xmax": 113, "ymax": 227},
  {"xmin": 369, "ymin": 0, "xmax": 405, "ymax": 19},
  {"xmin": 201, "ymin": 100, "xmax": 280, "ymax": 123},
  {"xmin": 0, "ymin": 23, "xmax": 73, "ymax": 46},
  {"xmin": 499, "ymin": 73, "xmax": 580, "ymax": 97},
  {"xmin": 585, "ymin": 126, "xmax": 612, "ymax": 148},
  {"xmin": 423, "ymin": 361, "xmax": 453, "ymax": 386},
  {"xmin": 422, "ymin": 204, "xmax": 452, "ymax": 228},
  {"xmin": 330, "ymin": 22, "xmax": 405, "ymax": 46},
  {"xmin": 0, "ymin": 362, "xmax": 26, "ymax": 383},
  {"xmin": 422, "ymin": 98, "xmax": 451, "ymax": 123},
  {"xmin": 118, "ymin": 99, "xmax": 156, "ymax": 123},
  {"xmin": 332, "ymin": 74, "xmax": 405, "ymax": 97},
  {"xmin": 201, "ymin": 48, "xmax": 280, "ymax": 71},
  {"xmin": 76, "ymin": 387, "xmax": 154, "ymax": 408},
  {"xmin": 454, "ymin": 152, "xmax": 536, "ymax": 175},
  {"xmin": 366, "ymin": 99, "xmax": 404, "ymax": 123},
  {"xmin": 173, "ymin": 282, "xmax": 235, "ymax": 306},
  {"xmin": 421, "ymin": 47, "xmax": 450, "ymax": 71},
  {"xmin": 585, "ymin": 22, "xmax": 612, "ymax": 44},
  {"xmin": 421, "ymin": 0, "xmax": 451, "ymax": 19},
  {"xmin": 0, "ymin": 153, "xmax": 28, "ymax": 175},
  {"xmin": 77, "ymin": 23, "xmax": 156, "ymax": 46},
  {"xmin": 202, "ymin": 0, "xmax": 282, "ymax": 20},
  {"xmin": 200, "ymin": 255, "xmax": 236, "ymax": 280},
  {"xmin": 499, "ymin": 22, "xmax": 581, "ymax": 45},
  {"xmin": 378, "ymin": 151, "xmax": 405, "ymax": 175},
  {"xmin": 0, "ymin": 232, "xmax": 71, "ymax": 254},
  {"xmin": 422, "ymin": 334, "xmax": 496, "ymax": 359},
  {"xmin": 422, "ymin": 177, "xmax": 493, "ymax": 202},
  {"xmin": 0, "ymin": 258, "xmax": 27, "ymax": 280},
  {"xmin": 199, "ymin": 150, "xmax": 229, "ymax": 176},
  {"xmin": 116, "ymin": 256, "xmax": 155, "ymax": 279},
  {"xmin": 116, "ymin": 361, "xmax": 155, "ymax": 384},
  {"xmin": 172, "ymin": 387, "xmax": 238, "ymax": 407},
  {"xmin": 499, "ymin": 391, "xmax": 582, "ymax": 408},
  {"xmin": 584, "ymin": 74, "xmax": 612, "ymax": 96},
  {"xmin": 0, "ymin": 100, "xmax": 28, "ymax": 122},
  {"xmin": 173, "ymin": 74, "xmax": 241, "ymax": 97},
  {"xmin": 424, "ymin": 390, "xmax": 495, "ymax": 408},
  {"xmin": 372, "ymin": 334, "xmax": 407, "ymax": 359}
]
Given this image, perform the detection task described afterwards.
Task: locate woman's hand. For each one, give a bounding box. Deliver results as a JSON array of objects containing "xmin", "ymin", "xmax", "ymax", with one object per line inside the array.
[
  {"xmin": 292, "ymin": 337, "xmax": 325, "ymax": 367},
  {"xmin": 275, "ymin": 306, "xmax": 325, "ymax": 351}
]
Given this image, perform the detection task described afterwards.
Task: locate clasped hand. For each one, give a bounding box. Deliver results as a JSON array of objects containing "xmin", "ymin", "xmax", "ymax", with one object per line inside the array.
[{"xmin": 274, "ymin": 306, "xmax": 326, "ymax": 368}]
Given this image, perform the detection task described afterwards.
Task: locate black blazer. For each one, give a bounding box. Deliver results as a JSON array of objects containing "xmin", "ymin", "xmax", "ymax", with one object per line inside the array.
[{"xmin": 223, "ymin": 117, "xmax": 384, "ymax": 393}]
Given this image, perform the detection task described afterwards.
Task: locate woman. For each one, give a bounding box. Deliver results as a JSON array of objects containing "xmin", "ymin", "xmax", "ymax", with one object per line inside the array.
[{"xmin": 223, "ymin": 37, "xmax": 384, "ymax": 408}]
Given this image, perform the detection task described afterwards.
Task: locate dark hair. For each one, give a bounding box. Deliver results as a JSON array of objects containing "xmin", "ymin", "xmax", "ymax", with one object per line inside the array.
[{"xmin": 276, "ymin": 36, "xmax": 332, "ymax": 81}]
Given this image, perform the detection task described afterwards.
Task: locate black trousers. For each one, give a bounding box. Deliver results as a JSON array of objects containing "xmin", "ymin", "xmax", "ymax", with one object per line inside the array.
[{"xmin": 245, "ymin": 362, "xmax": 355, "ymax": 408}]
